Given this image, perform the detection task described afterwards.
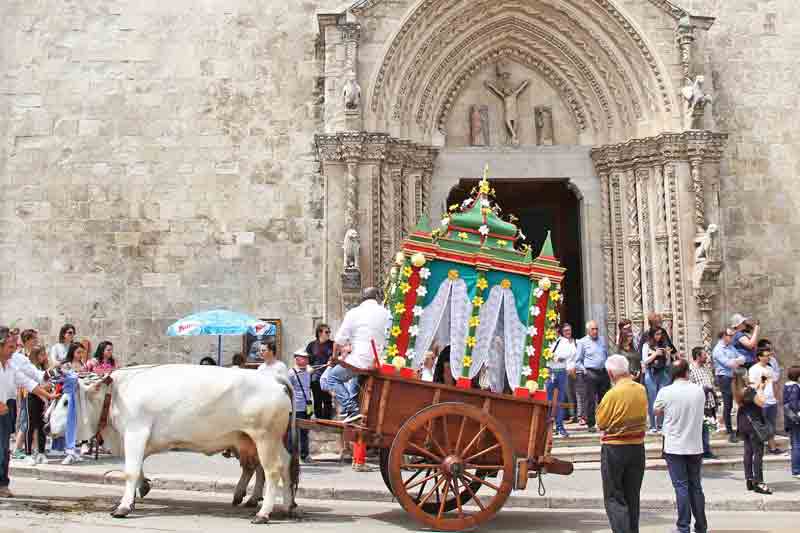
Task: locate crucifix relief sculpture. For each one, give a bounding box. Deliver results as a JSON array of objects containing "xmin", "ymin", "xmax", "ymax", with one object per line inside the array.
[{"xmin": 485, "ymin": 62, "xmax": 529, "ymax": 146}]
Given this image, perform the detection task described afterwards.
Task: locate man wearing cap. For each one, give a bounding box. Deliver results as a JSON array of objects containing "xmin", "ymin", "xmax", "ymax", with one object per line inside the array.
[
  {"xmin": 327, "ymin": 287, "xmax": 391, "ymax": 423},
  {"xmin": 288, "ymin": 348, "xmax": 313, "ymax": 462},
  {"xmin": 730, "ymin": 313, "xmax": 759, "ymax": 370}
]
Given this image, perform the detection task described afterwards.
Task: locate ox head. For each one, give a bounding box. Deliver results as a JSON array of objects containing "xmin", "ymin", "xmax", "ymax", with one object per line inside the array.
[{"xmin": 48, "ymin": 374, "xmax": 113, "ymax": 441}]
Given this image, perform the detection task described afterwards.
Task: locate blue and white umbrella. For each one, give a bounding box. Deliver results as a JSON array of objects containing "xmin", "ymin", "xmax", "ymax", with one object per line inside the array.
[{"xmin": 166, "ymin": 309, "xmax": 276, "ymax": 365}]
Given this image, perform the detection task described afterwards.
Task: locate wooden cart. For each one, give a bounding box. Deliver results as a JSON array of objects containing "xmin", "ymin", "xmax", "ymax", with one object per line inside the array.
[{"xmin": 303, "ymin": 370, "xmax": 573, "ymax": 531}]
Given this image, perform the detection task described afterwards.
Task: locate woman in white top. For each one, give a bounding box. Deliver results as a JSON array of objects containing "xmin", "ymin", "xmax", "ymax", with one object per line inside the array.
[
  {"xmin": 548, "ymin": 323, "xmax": 578, "ymax": 437},
  {"xmin": 49, "ymin": 323, "xmax": 75, "ymax": 368},
  {"xmin": 256, "ymin": 340, "xmax": 288, "ymax": 381}
]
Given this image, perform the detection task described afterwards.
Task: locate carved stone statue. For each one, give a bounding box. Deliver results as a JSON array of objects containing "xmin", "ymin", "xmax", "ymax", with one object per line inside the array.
[
  {"xmin": 485, "ymin": 63, "xmax": 529, "ymax": 146},
  {"xmin": 535, "ymin": 106, "xmax": 554, "ymax": 146},
  {"xmin": 469, "ymin": 104, "xmax": 489, "ymax": 146},
  {"xmin": 343, "ymin": 76, "xmax": 361, "ymax": 111},
  {"xmin": 693, "ymin": 223, "xmax": 719, "ymax": 287},
  {"xmin": 681, "ymin": 75, "xmax": 712, "ymax": 130},
  {"xmin": 343, "ymin": 228, "xmax": 360, "ymax": 270}
]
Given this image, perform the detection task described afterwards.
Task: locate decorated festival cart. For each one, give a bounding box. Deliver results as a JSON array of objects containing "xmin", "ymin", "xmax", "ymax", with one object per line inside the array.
[{"xmin": 304, "ymin": 167, "xmax": 573, "ymax": 531}]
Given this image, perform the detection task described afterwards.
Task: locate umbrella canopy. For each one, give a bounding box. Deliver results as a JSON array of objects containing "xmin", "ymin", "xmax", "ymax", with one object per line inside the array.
[{"xmin": 166, "ymin": 309, "xmax": 275, "ymax": 337}]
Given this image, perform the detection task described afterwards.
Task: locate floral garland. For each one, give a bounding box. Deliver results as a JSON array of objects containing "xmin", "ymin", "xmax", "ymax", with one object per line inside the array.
[
  {"xmin": 518, "ymin": 277, "xmax": 560, "ymax": 393},
  {"xmin": 537, "ymin": 283, "xmax": 561, "ymax": 390},
  {"xmin": 384, "ymin": 252, "xmax": 429, "ymax": 369},
  {"xmin": 461, "ymin": 271, "xmax": 487, "ymax": 378}
]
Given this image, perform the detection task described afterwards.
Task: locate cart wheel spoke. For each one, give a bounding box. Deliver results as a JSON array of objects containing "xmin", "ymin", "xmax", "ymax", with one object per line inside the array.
[
  {"xmin": 460, "ymin": 424, "xmax": 487, "ymax": 458},
  {"xmin": 401, "ymin": 463, "xmax": 439, "ymax": 469},
  {"xmin": 460, "ymin": 475, "xmax": 486, "ymax": 511},
  {"xmin": 441, "ymin": 414, "xmax": 452, "ymax": 455},
  {"xmin": 436, "ymin": 475, "xmax": 451, "ymax": 520},
  {"xmin": 465, "ymin": 464, "xmax": 504, "ymax": 470},
  {"xmin": 464, "ymin": 442, "xmax": 501, "ymax": 463},
  {"xmin": 425, "ymin": 419, "xmax": 449, "ymax": 459},
  {"xmin": 407, "ymin": 441, "xmax": 444, "ymax": 463},
  {"xmin": 406, "ymin": 469, "xmax": 439, "ymax": 492},
  {"xmin": 452, "ymin": 476, "xmax": 463, "ymax": 517},
  {"xmin": 418, "ymin": 475, "xmax": 446, "ymax": 507},
  {"xmin": 454, "ymin": 415, "xmax": 467, "ymax": 454},
  {"xmin": 463, "ymin": 471, "xmax": 501, "ymax": 492}
]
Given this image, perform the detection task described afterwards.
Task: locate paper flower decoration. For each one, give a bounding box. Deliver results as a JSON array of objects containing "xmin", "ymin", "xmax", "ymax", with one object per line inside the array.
[
  {"xmin": 463, "ymin": 355, "xmax": 473, "ymax": 367},
  {"xmin": 522, "ymin": 366, "xmax": 532, "ymax": 376},
  {"xmin": 395, "ymin": 252, "xmax": 405, "ymax": 265},
  {"xmin": 416, "ymin": 286, "xmax": 427, "ymax": 297},
  {"xmin": 469, "ymin": 316, "xmax": 480, "ymax": 328},
  {"xmin": 481, "ymin": 198, "xmax": 491, "ymax": 207},
  {"xmin": 534, "ymin": 288, "xmax": 544, "ymax": 299},
  {"xmin": 481, "ymin": 207, "xmax": 491, "ymax": 216},
  {"xmin": 458, "ymin": 232, "xmax": 469, "ymax": 240},
  {"xmin": 472, "ymin": 296, "xmax": 484, "ymax": 307},
  {"xmin": 530, "ymin": 305, "xmax": 541, "ymax": 317},
  {"xmin": 479, "ymin": 180, "xmax": 490, "ymax": 194},
  {"xmin": 411, "ymin": 253, "xmax": 427, "ymax": 267},
  {"xmin": 399, "ymin": 282, "xmax": 411, "ymax": 294},
  {"xmin": 402, "ymin": 266, "xmax": 412, "ymax": 278},
  {"xmin": 448, "ymin": 269, "xmax": 460, "ymax": 280},
  {"xmin": 476, "ymin": 277, "xmax": 488, "ymax": 290},
  {"xmin": 387, "ymin": 345, "xmax": 399, "ymax": 357},
  {"xmin": 449, "ymin": 204, "xmax": 459, "ymax": 212},
  {"xmin": 408, "ymin": 325, "xmax": 419, "ymax": 337},
  {"xmin": 501, "ymin": 279, "xmax": 512, "ymax": 289},
  {"xmin": 527, "ymin": 325, "xmax": 538, "ymax": 337},
  {"xmin": 392, "ymin": 356, "xmax": 407, "ymax": 369},
  {"xmin": 465, "ymin": 336, "xmax": 477, "ymax": 348},
  {"xmin": 496, "ymin": 240, "xmax": 508, "ymax": 247},
  {"xmin": 478, "ymin": 225, "xmax": 490, "ymax": 236},
  {"xmin": 545, "ymin": 330, "xmax": 557, "ymax": 342},
  {"xmin": 526, "ymin": 345, "xmax": 535, "ymax": 356},
  {"xmin": 542, "ymin": 348, "xmax": 552, "ymax": 360},
  {"xmin": 539, "ymin": 368, "xmax": 550, "ymax": 381},
  {"xmin": 394, "ymin": 303, "xmax": 406, "ymax": 314},
  {"xmin": 539, "ymin": 277, "xmax": 552, "ymax": 290},
  {"xmin": 412, "ymin": 305, "xmax": 424, "ymax": 317},
  {"xmin": 525, "ymin": 380, "xmax": 538, "ymax": 392},
  {"xmin": 547, "ymin": 309, "xmax": 558, "ymax": 321},
  {"xmin": 419, "ymin": 267, "xmax": 431, "ymax": 280},
  {"xmin": 390, "ymin": 326, "xmax": 401, "ymax": 337},
  {"xmin": 550, "ymin": 290, "xmax": 561, "ymax": 302},
  {"xmin": 405, "ymin": 349, "xmax": 415, "ymax": 360},
  {"xmin": 440, "ymin": 217, "xmax": 450, "ymax": 227}
]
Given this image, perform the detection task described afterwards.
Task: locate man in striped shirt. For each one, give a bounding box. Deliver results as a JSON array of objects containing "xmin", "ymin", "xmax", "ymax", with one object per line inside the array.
[{"xmin": 596, "ymin": 354, "xmax": 648, "ymax": 533}]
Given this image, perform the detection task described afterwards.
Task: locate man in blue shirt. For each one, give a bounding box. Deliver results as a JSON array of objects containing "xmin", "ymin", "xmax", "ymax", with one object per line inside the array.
[
  {"xmin": 712, "ymin": 328, "xmax": 744, "ymax": 442},
  {"xmin": 575, "ymin": 320, "xmax": 610, "ymax": 432}
]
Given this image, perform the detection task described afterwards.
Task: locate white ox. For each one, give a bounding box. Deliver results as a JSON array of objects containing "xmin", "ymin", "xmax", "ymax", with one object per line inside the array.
[{"xmin": 49, "ymin": 364, "xmax": 298, "ymax": 523}]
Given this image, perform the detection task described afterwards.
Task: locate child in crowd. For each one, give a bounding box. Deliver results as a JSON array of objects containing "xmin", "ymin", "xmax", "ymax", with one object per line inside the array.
[
  {"xmin": 24, "ymin": 346, "xmax": 50, "ymax": 464},
  {"xmin": 288, "ymin": 348, "xmax": 313, "ymax": 463}
]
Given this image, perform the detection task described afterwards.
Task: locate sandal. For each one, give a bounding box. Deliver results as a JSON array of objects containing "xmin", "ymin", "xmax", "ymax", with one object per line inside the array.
[{"xmin": 753, "ymin": 482, "xmax": 772, "ymax": 495}]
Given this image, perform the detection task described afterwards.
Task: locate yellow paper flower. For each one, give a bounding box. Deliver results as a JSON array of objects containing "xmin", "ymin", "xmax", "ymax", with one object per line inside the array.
[
  {"xmin": 449, "ymin": 204, "xmax": 459, "ymax": 212},
  {"xmin": 394, "ymin": 303, "xmax": 406, "ymax": 314},
  {"xmin": 448, "ymin": 269, "xmax": 460, "ymax": 280},
  {"xmin": 550, "ymin": 290, "xmax": 561, "ymax": 302},
  {"xmin": 399, "ymin": 282, "xmax": 411, "ymax": 294},
  {"xmin": 543, "ymin": 347, "xmax": 553, "ymax": 360},
  {"xmin": 476, "ymin": 277, "xmax": 488, "ymax": 290},
  {"xmin": 463, "ymin": 355, "xmax": 473, "ymax": 367},
  {"xmin": 390, "ymin": 326, "xmax": 401, "ymax": 337},
  {"xmin": 472, "ymin": 296, "xmax": 484, "ymax": 307},
  {"xmin": 465, "ymin": 336, "xmax": 476, "ymax": 348},
  {"xmin": 496, "ymin": 239, "xmax": 508, "ymax": 247},
  {"xmin": 545, "ymin": 330, "xmax": 557, "ymax": 342},
  {"xmin": 481, "ymin": 207, "xmax": 491, "ymax": 216},
  {"xmin": 392, "ymin": 356, "xmax": 407, "ymax": 369},
  {"xmin": 525, "ymin": 379, "xmax": 538, "ymax": 393},
  {"xmin": 539, "ymin": 368, "xmax": 550, "ymax": 381},
  {"xmin": 387, "ymin": 345, "xmax": 399, "ymax": 358},
  {"xmin": 539, "ymin": 277, "xmax": 552, "ymax": 290},
  {"xmin": 402, "ymin": 266, "xmax": 412, "ymax": 278},
  {"xmin": 479, "ymin": 180, "xmax": 490, "ymax": 194},
  {"xmin": 469, "ymin": 316, "xmax": 480, "ymax": 328},
  {"xmin": 500, "ymin": 279, "xmax": 511, "ymax": 289},
  {"xmin": 547, "ymin": 309, "xmax": 558, "ymax": 321},
  {"xmin": 458, "ymin": 232, "xmax": 469, "ymax": 240},
  {"xmin": 411, "ymin": 253, "xmax": 426, "ymax": 267}
]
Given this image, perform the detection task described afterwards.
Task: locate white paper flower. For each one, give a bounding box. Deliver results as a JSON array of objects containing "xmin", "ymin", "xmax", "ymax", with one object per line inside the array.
[
  {"xmin": 526, "ymin": 345, "xmax": 535, "ymax": 357},
  {"xmin": 406, "ymin": 349, "xmax": 416, "ymax": 360},
  {"xmin": 441, "ymin": 217, "xmax": 450, "ymax": 227},
  {"xmin": 534, "ymin": 288, "xmax": 544, "ymax": 299},
  {"xmin": 416, "ymin": 286, "xmax": 427, "ymax": 297},
  {"xmin": 518, "ymin": 230, "xmax": 526, "ymax": 240},
  {"xmin": 408, "ymin": 325, "xmax": 419, "ymax": 337},
  {"xmin": 461, "ymin": 199, "xmax": 471, "ymax": 208},
  {"xmin": 530, "ymin": 305, "xmax": 541, "ymax": 317},
  {"xmin": 419, "ymin": 267, "xmax": 431, "ymax": 280},
  {"xmin": 521, "ymin": 366, "xmax": 533, "ymax": 376},
  {"xmin": 539, "ymin": 277, "xmax": 552, "ymax": 290},
  {"xmin": 413, "ymin": 305, "xmax": 424, "ymax": 317},
  {"xmin": 479, "ymin": 225, "xmax": 490, "ymax": 236},
  {"xmin": 528, "ymin": 325, "xmax": 538, "ymax": 337},
  {"xmin": 481, "ymin": 198, "xmax": 491, "ymax": 207}
]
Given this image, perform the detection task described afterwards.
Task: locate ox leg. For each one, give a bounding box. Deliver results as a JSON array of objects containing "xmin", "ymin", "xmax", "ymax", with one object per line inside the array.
[
  {"xmin": 244, "ymin": 465, "xmax": 264, "ymax": 508},
  {"xmin": 233, "ymin": 465, "xmax": 255, "ymax": 507},
  {"xmin": 252, "ymin": 439, "xmax": 279, "ymax": 524},
  {"xmin": 280, "ymin": 448, "xmax": 299, "ymax": 518},
  {"xmin": 111, "ymin": 430, "xmax": 148, "ymax": 518}
]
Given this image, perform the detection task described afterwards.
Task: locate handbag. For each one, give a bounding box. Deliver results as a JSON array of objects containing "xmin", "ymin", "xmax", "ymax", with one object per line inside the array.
[{"xmin": 746, "ymin": 413, "xmax": 775, "ymax": 443}]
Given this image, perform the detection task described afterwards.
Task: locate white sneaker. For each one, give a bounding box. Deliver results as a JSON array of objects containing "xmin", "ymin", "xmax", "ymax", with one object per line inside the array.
[
  {"xmin": 23, "ymin": 455, "xmax": 37, "ymax": 466},
  {"xmin": 343, "ymin": 413, "xmax": 363, "ymax": 424},
  {"xmin": 61, "ymin": 453, "xmax": 77, "ymax": 465},
  {"xmin": 35, "ymin": 453, "xmax": 47, "ymax": 464},
  {"xmin": 80, "ymin": 443, "xmax": 90, "ymax": 456}
]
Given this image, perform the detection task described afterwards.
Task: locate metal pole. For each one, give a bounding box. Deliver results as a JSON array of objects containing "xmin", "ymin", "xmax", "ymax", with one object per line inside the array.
[{"xmin": 217, "ymin": 335, "xmax": 222, "ymax": 366}]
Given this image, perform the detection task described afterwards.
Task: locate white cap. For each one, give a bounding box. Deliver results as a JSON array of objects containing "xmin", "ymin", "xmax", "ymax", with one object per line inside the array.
[{"xmin": 729, "ymin": 313, "xmax": 749, "ymax": 328}]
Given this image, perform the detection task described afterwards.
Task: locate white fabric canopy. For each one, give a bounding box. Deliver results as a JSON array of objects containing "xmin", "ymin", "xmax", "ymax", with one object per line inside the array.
[{"xmin": 413, "ymin": 278, "xmax": 471, "ymax": 379}]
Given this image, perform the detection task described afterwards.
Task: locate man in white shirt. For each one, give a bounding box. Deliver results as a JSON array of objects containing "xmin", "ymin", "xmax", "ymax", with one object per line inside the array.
[
  {"xmin": 327, "ymin": 287, "xmax": 391, "ymax": 422},
  {"xmin": 654, "ymin": 359, "xmax": 708, "ymax": 533},
  {"xmin": 0, "ymin": 326, "xmax": 54, "ymax": 497}
]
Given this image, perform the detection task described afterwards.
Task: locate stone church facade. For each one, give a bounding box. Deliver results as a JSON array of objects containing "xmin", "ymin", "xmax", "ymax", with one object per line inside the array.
[{"xmin": 1, "ymin": 0, "xmax": 797, "ymax": 364}]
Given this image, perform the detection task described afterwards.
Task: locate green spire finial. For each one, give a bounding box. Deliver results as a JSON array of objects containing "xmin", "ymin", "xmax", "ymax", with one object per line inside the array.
[{"xmin": 538, "ymin": 231, "xmax": 555, "ymax": 258}]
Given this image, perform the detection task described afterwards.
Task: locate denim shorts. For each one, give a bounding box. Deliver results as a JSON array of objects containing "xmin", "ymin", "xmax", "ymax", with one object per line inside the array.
[
  {"xmin": 763, "ymin": 403, "xmax": 778, "ymax": 427},
  {"xmin": 17, "ymin": 398, "xmax": 28, "ymax": 433}
]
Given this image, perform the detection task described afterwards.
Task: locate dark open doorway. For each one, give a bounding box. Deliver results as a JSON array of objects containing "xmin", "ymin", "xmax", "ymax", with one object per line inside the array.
[{"xmin": 447, "ymin": 179, "xmax": 585, "ymax": 337}]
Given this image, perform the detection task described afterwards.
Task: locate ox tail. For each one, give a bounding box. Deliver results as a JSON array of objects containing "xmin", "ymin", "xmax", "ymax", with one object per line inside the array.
[{"xmin": 276, "ymin": 375, "xmax": 301, "ymax": 499}]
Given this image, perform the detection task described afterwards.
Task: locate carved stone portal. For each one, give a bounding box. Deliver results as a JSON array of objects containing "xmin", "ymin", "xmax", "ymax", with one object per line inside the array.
[
  {"xmin": 470, "ymin": 105, "xmax": 489, "ymax": 146},
  {"xmin": 535, "ymin": 105, "xmax": 554, "ymax": 145},
  {"xmin": 485, "ymin": 62, "xmax": 529, "ymax": 146}
]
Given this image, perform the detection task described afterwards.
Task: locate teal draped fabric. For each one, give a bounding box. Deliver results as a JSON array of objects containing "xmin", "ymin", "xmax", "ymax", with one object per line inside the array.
[{"xmin": 485, "ymin": 270, "xmax": 531, "ymax": 326}]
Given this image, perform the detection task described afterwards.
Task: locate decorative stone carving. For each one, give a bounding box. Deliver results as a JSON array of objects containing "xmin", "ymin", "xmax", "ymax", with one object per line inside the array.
[
  {"xmin": 695, "ymin": 289, "xmax": 715, "ymax": 351},
  {"xmin": 610, "ymin": 173, "xmax": 627, "ymax": 321},
  {"xmin": 676, "ymin": 14, "xmax": 695, "ymax": 80},
  {"xmin": 693, "ymin": 224, "xmax": 722, "ymax": 288},
  {"xmin": 600, "ymin": 172, "xmax": 616, "ymax": 341},
  {"xmin": 626, "ymin": 171, "xmax": 644, "ymax": 331},
  {"xmin": 681, "ymin": 76, "xmax": 712, "ymax": 130},
  {"xmin": 485, "ymin": 62, "xmax": 529, "ymax": 146},
  {"xmin": 343, "ymin": 75, "xmax": 362, "ymax": 111},
  {"xmin": 343, "ymin": 228, "xmax": 360, "ymax": 271},
  {"xmin": 535, "ymin": 105, "xmax": 555, "ymax": 146},
  {"xmin": 636, "ymin": 168, "xmax": 654, "ymax": 314},
  {"xmin": 469, "ymin": 105, "xmax": 489, "ymax": 146}
]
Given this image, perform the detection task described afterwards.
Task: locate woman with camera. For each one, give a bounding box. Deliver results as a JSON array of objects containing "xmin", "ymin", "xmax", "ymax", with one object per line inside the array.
[
  {"xmin": 641, "ymin": 327, "xmax": 675, "ymax": 433},
  {"xmin": 734, "ymin": 366, "xmax": 772, "ymax": 494}
]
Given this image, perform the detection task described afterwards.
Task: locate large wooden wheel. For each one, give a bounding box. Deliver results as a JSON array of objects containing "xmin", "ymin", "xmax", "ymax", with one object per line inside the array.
[{"xmin": 388, "ymin": 402, "xmax": 514, "ymax": 531}]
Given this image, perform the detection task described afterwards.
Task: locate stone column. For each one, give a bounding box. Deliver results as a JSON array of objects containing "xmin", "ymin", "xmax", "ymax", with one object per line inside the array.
[
  {"xmin": 654, "ymin": 163, "xmax": 672, "ymax": 323},
  {"xmin": 600, "ymin": 171, "xmax": 616, "ymax": 341},
  {"xmin": 676, "ymin": 17, "xmax": 695, "ymax": 81},
  {"xmin": 636, "ymin": 167, "xmax": 654, "ymax": 316},
  {"xmin": 626, "ymin": 171, "xmax": 644, "ymax": 333},
  {"xmin": 695, "ymin": 290, "xmax": 714, "ymax": 352},
  {"xmin": 610, "ymin": 173, "xmax": 627, "ymax": 324},
  {"xmin": 690, "ymin": 156, "xmax": 705, "ymax": 235}
]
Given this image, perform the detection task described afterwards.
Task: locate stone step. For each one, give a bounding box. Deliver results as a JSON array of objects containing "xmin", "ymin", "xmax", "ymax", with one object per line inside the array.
[{"xmin": 572, "ymin": 453, "xmax": 792, "ymax": 472}]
